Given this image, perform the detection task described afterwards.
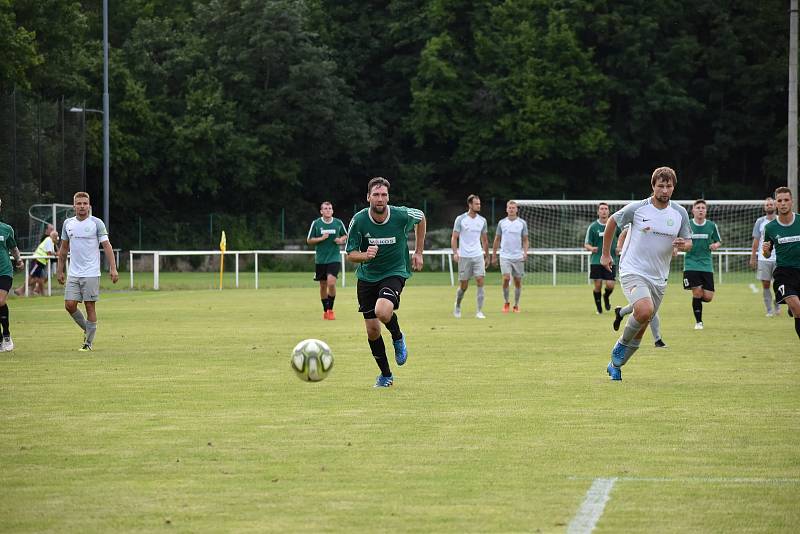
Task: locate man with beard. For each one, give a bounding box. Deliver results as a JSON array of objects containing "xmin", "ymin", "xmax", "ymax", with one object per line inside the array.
[
  {"xmin": 451, "ymin": 195, "xmax": 489, "ymax": 319},
  {"xmin": 346, "ymin": 177, "xmax": 426, "ymax": 387},
  {"xmin": 600, "ymin": 167, "xmax": 693, "ymax": 380}
]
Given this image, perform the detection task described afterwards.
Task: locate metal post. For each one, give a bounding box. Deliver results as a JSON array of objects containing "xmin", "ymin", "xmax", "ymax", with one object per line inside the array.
[
  {"xmin": 552, "ymin": 253, "xmax": 557, "ymax": 286},
  {"xmin": 129, "ymin": 251, "xmax": 133, "ymax": 289},
  {"xmin": 102, "ymin": 0, "xmax": 110, "ymax": 231},
  {"xmin": 255, "ymin": 252, "xmax": 259, "ymax": 289},
  {"xmin": 153, "ymin": 252, "xmax": 159, "ymax": 291},
  {"xmin": 790, "ymin": 0, "xmax": 799, "ymax": 199},
  {"xmin": 235, "ymin": 252, "xmax": 239, "ymax": 288}
]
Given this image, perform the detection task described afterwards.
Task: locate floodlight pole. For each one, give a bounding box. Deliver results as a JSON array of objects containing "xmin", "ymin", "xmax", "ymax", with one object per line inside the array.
[{"xmin": 102, "ymin": 0, "xmax": 110, "ymax": 231}]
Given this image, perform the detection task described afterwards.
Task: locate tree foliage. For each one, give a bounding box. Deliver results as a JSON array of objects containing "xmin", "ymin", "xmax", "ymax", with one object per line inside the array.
[{"xmin": 0, "ymin": 0, "xmax": 792, "ymax": 247}]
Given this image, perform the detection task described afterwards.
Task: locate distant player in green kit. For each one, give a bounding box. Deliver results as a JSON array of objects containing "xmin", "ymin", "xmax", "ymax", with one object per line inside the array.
[
  {"xmin": 584, "ymin": 202, "xmax": 620, "ymax": 314},
  {"xmin": 346, "ymin": 177, "xmax": 426, "ymax": 387},
  {"xmin": 762, "ymin": 186, "xmax": 800, "ymax": 340},
  {"xmin": 682, "ymin": 199, "xmax": 721, "ymax": 330},
  {"xmin": 0, "ymin": 198, "xmax": 24, "ymax": 352},
  {"xmin": 306, "ymin": 201, "xmax": 347, "ymax": 320}
]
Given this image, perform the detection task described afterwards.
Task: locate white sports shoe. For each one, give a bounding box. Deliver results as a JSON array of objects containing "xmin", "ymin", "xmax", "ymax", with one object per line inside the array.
[
  {"xmin": 766, "ymin": 311, "xmax": 774, "ymax": 317},
  {"xmin": 2, "ymin": 336, "xmax": 13, "ymax": 351},
  {"xmin": 694, "ymin": 322, "xmax": 704, "ymax": 330},
  {"xmin": 453, "ymin": 305, "xmax": 461, "ymax": 319},
  {"xmin": 475, "ymin": 311, "xmax": 486, "ymax": 319}
]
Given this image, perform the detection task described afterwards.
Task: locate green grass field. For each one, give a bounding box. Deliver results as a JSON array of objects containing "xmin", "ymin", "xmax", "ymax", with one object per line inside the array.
[{"xmin": 2, "ymin": 275, "xmax": 798, "ymax": 532}]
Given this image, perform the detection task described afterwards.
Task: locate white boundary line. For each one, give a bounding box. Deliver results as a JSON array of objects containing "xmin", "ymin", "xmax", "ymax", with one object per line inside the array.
[
  {"xmin": 569, "ymin": 476, "xmax": 800, "ymax": 485},
  {"xmin": 567, "ymin": 477, "xmax": 617, "ymax": 534}
]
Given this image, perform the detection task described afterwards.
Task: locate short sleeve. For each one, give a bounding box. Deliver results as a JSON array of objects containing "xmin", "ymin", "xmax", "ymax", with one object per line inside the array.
[
  {"xmin": 677, "ymin": 206, "xmax": 692, "ymax": 239},
  {"xmin": 752, "ymin": 218, "xmax": 763, "ymax": 239},
  {"xmin": 453, "ymin": 214, "xmax": 463, "ymax": 233},
  {"xmin": 612, "ymin": 201, "xmax": 641, "ymax": 229},
  {"xmin": 521, "ymin": 220, "xmax": 528, "ymax": 236},
  {"xmin": 95, "ymin": 218, "xmax": 110, "ymax": 243},
  {"xmin": 345, "ymin": 217, "xmax": 360, "ymax": 253}
]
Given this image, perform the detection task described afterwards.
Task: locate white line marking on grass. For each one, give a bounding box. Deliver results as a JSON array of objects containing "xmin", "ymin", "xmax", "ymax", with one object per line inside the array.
[
  {"xmin": 567, "ymin": 477, "xmax": 617, "ymax": 534},
  {"xmin": 568, "ymin": 476, "xmax": 800, "ymax": 485}
]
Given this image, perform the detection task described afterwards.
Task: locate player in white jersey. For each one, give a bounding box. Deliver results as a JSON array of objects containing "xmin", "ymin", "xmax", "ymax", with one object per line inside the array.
[
  {"xmin": 750, "ymin": 197, "xmax": 780, "ymax": 316},
  {"xmin": 452, "ymin": 195, "xmax": 489, "ymax": 318},
  {"xmin": 491, "ymin": 200, "xmax": 529, "ymax": 312},
  {"xmin": 600, "ymin": 167, "xmax": 692, "ymax": 380},
  {"xmin": 56, "ymin": 192, "xmax": 119, "ymax": 351}
]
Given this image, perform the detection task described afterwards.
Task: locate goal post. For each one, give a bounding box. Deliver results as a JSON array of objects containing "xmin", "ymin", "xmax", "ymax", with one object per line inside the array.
[{"xmin": 513, "ymin": 199, "xmax": 764, "ymax": 286}]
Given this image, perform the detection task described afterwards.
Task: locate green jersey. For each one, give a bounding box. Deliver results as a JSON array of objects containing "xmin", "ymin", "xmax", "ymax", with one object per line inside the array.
[
  {"xmin": 763, "ymin": 213, "xmax": 800, "ymax": 269},
  {"xmin": 684, "ymin": 219, "xmax": 721, "ymax": 272},
  {"xmin": 0, "ymin": 222, "xmax": 18, "ymax": 277},
  {"xmin": 346, "ymin": 205, "xmax": 424, "ymax": 282},
  {"xmin": 584, "ymin": 220, "xmax": 619, "ymax": 264},
  {"xmin": 307, "ymin": 217, "xmax": 347, "ymax": 264}
]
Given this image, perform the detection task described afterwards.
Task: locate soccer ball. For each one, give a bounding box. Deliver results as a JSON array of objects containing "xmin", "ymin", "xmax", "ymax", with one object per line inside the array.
[{"xmin": 290, "ymin": 339, "xmax": 334, "ymax": 382}]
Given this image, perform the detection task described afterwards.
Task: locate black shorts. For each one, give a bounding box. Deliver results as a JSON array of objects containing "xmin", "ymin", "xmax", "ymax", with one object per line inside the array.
[
  {"xmin": 29, "ymin": 262, "xmax": 46, "ymax": 279},
  {"xmin": 314, "ymin": 262, "xmax": 341, "ymax": 281},
  {"xmin": 773, "ymin": 266, "xmax": 800, "ymax": 304},
  {"xmin": 357, "ymin": 276, "xmax": 406, "ymax": 319},
  {"xmin": 590, "ymin": 264, "xmax": 616, "ymax": 281},
  {"xmin": 0, "ymin": 275, "xmax": 12, "ymax": 292},
  {"xmin": 683, "ymin": 270, "xmax": 715, "ymax": 292}
]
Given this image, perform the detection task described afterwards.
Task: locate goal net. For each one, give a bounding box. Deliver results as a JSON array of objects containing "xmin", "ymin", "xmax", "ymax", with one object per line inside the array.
[
  {"xmin": 25, "ymin": 203, "xmax": 75, "ymax": 250},
  {"xmin": 513, "ymin": 200, "xmax": 763, "ymax": 286}
]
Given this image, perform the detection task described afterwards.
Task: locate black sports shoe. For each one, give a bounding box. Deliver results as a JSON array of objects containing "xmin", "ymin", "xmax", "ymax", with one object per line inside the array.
[
  {"xmin": 612, "ymin": 306, "xmax": 624, "ymax": 331},
  {"xmin": 654, "ymin": 338, "xmax": 668, "ymax": 348}
]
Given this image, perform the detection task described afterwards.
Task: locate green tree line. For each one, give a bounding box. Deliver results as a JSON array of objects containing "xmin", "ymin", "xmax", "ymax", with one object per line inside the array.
[{"xmin": 0, "ymin": 0, "xmax": 791, "ymax": 248}]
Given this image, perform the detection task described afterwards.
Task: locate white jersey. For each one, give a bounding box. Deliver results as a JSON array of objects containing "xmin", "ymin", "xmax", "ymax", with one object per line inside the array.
[
  {"xmin": 61, "ymin": 216, "xmax": 109, "ymax": 277},
  {"xmin": 496, "ymin": 217, "xmax": 528, "ymax": 260},
  {"xmin": 453, "ymin": 212, "xmax": 488, "ymax": 258},
  {"xmin": 613, "ymin": 198, "xmax": 691, "ymax": 287},
  {"xmin": 752, "ymin": 215, "xmax": 777, "ymax": 262}
]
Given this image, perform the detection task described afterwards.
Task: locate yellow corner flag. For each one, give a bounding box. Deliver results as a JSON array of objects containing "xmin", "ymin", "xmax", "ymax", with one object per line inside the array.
[{"xmin": 219, "ymin": 230, "xmax": 227, "ymax": 290}]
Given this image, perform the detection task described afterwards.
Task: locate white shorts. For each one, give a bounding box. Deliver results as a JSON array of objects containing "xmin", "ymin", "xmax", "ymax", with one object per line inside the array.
[
  {"xmin": 499, "ymin": 257, "xmax": 525, "ymax": 278},
  {"xmin": 620, "ymin": 274, "xmax": 665, "ymax": 315},
  {"xmin": 64, "ymin": 276, "xmax": 100, "ymax": 302},
  {"xmin": 458, "ymin": 255, "xmax": 486, "ymax": 281},
  {"xmin": 756, "ymin": 260, "xmax": 776, "ymax": 281}
]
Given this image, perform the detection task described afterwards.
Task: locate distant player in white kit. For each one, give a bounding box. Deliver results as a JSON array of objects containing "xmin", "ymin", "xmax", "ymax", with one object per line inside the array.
[
  {"xmin": 600, "ymin": 167, "xmax": 693, "ymax": 380},
  {"xmin": 491, "ymin": 200, "xmax": 529, "ymax": 312},
  {"xmin": 452, "ymin": 194, "xmax": 489, "ymax": 319},
  {"xmin": 57, "ymin": 192, "xmax": 119, "ymax": 350},
  {"xmin": 750, "ymin": 197, "xmax": 780, "ymax": 316}
]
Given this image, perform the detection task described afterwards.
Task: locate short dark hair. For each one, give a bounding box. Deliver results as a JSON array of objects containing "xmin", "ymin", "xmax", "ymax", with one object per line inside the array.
[
  {"xmin": 774, "ymin": 186, "xmax": 792, "ymax": 198},
  {"xmin": 650, "ymin": 167, "xmax": 677, "ymax": 187},
  {"xmin": 367, "ymin": 177, "xmax": 390, "ymax": 194},
  {"xmin": 320, "ymin": 201, "xmax": 332, "ymax": 209},
  {"xmin": 693, "ymin": 199, "xmax": 707, "ymax": 207},
  {"xmin": 598, "ymin": 202, "xmax": 609, "ymax": 209},
  {"xmin": 467, "ymin": 194, "xmax": 480, "ymax": 205}
]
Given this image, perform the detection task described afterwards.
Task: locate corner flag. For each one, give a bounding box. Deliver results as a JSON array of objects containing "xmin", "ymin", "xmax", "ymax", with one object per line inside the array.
[{"xmin": 219, "ymin": 230, "xmax": 227, "ymax": 290}]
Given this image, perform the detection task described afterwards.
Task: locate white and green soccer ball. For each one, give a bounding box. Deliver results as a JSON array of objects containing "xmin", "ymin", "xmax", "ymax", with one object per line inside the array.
[{"xmin": 291, "ymin": 339, "xmax": 334, "ymax": 382}]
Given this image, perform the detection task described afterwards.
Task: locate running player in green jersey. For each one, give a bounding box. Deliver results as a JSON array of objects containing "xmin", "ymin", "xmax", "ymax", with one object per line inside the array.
[
  {"xmin": 346, "ymin": 177, "xmax": 426, "ymax": 387},
  {"xmin": 762, "ymin": 187, "xmax": 800, "ymax": 339},
  {"xmin": 306, "ymin": 202, "xmax": 347, "ymax": 320},
  {"xmin": 583, "ymin": 202, "xmax": 620, "ymax": 314},
  {"xmin": 682, "ymin": 199, "xmax": 721, "ymax": 330},
  {"xmin": 0, "ymin": 198, "xmax": 24, "ymax": 352}
]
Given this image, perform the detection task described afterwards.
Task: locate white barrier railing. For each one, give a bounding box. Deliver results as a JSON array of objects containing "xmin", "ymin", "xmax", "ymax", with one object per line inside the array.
[
  {"xmin": 129, "ymin": 249, "xmax": 458, "ymax": 290},
  {"xmin": 125, "ymin": 248, "xmax": 754, "ymax": 290}
]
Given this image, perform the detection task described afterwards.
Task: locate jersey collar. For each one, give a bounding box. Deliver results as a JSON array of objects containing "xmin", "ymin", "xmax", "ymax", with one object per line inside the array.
[{"xmin": 368, "ymin": 206, "xmax": 391, "ymax": 225}]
